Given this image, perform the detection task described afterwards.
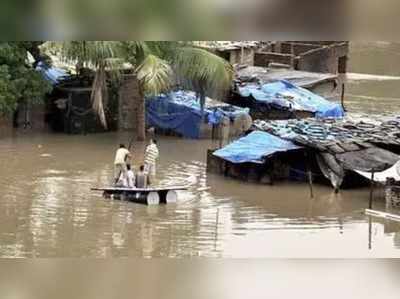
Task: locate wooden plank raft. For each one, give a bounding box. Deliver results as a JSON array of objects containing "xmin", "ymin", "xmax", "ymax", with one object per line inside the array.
[
  {"xmin": 91, "ymin": 186, "xmax": 188, "ymax": 205},
  {"xmin": 365, "ymin": 209, "xmax": 400, "ymax": 222}
]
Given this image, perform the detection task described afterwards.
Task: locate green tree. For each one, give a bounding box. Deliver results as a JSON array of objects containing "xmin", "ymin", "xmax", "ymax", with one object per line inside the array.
[
  {"xmin": 0, "ymin": 42, "xmax": 52, "ymax": 117},
  {"xmin": 52, "ymin": 41, "xmax": 233, "ymax": 140}
]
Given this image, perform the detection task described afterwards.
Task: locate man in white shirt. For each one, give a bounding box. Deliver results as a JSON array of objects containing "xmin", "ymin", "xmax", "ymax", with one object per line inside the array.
[{"xmin": 114, "ymin": 144, "xmax": 131, "ymax": 184}]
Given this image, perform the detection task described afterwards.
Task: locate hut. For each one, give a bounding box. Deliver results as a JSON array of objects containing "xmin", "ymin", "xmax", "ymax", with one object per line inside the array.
[
  {"xmin": 9, "ymin": 62, "xmax": 70, "ymax": 132},
  {"xmin": 43, "ymin": 72, "xmax": 119, "ymax": 134},
  {"xmin": 251, "ymin": 116, "xmax": 400, "ymax": 189},
  {"xmin": 146, "ymin": 90, "xmax": 252, "ymax": 139},
  {"xmin": 48, "ymin": 86, "xmax": 110, "ymax": 134},
  {"xmin": 208, "ymin": 115, "xmax": 400, "ymax": 190},
  {"xmin": 229, "ymin": 77, "xmax": 344, "ymax": 121},
  {"xmin": 207, "ymin": 131, "xmax": 304, "ymax": 184}
]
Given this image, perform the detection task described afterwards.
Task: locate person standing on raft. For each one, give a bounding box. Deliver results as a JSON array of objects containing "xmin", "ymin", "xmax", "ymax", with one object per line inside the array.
[
  {"xmin": 114, "ymin": 144, "xmax": 132, "ymax": 184},
  {"xmin": 144, "ymin": 139, "xmax": 159, "ymax": 182}
]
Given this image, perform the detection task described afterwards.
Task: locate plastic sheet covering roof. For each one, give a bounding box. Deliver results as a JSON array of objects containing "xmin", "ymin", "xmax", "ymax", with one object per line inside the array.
[
  {"xmin": 253, "ymin": 115, "xmax": 400, "ymax": 151},
  {"xmin": 213, "ymin": 131, "xmax": 302, "ymax": 164},
  {"xmin": 237, "ymin": 80, "xmax": 344, "ymax": 118},
  {"xmin": 146, "ymin": 90, "xmax": 250, "ymax": 139},
  {"xmin": 356, "ymin": 160, "xmax": 400, "ymax": 182},
  {"xmin": 335, "ymin": 147, "xmax": 399, "ymax": 172},
  {"xmin": 36, "ymin": 61, "xmax": 70, "ymax": 85}
]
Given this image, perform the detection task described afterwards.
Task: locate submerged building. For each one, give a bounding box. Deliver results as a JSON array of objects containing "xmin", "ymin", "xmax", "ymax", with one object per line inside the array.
[
  {"xmin": 199, "ymin": 41, "xmax": 350, "ymax": 75},
  {"xmin": 208, "ymin": 115, "xmax": 400, "ymax": 191},
  {"xmin": 229, "ymin": 76, "xmax": 344, "ymax": 121},
  {"xmin": 255, "ymin": 41, "xmax": 349, "ymax": 74},
  {"xmin": 146, "ymin": 90, "xmax": 252, "ymax": 139}
]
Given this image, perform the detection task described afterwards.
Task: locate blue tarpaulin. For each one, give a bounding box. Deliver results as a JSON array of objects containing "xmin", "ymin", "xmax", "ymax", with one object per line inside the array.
[
  {"xmin": 146, "ymin": 90, "xmax": 250, "ymax": 139},
  {"xmin": 36, "ymin": 62, "xmax": 70, "ymax": 86},
  {"xmin": 237, "ymin": 80, "xmax": 344, "ymax": 118},
  {"xmin": 213, "ymin": 131, "xmax": 303, "ymax": 164}
]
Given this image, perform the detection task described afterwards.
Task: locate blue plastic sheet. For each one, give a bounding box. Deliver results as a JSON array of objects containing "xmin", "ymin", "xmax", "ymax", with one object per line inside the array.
[
  {"xmin": 146, "ymin": 91, "xmax": 250, "ymax": 138},
  {"xmin": 36, "ymin": 61, "xmax": 70, "ymax": 85},
  {"xmin": 237, "ymin": 80, "xmax": 344, "ymax": 118},
  {"xmin": 213, "ymin": 131, "xmax": 302, "ymax": 164}
]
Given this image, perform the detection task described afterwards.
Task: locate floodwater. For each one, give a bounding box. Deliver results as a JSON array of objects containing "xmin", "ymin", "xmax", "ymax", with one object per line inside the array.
[
  {"xmin": 345, "ymin": 41, "xmax": 400, "ymax": 113},
  {"xmin": 1, "ymin": 42, "xmax": 400, "ymax": 258}
]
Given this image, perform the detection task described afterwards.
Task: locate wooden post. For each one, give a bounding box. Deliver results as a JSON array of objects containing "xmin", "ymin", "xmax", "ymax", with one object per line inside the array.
[
  {"xmin": 305, "ymin": 151, "xmax": 314, "ymax": 198},
  {"xmin": 308, "ymin": 169, "xmax": 314, "ymax": 199},
  {"xmin": 368, "ymin": 215, "xmax": 372, "ymax": 250},
  {"xmin": 341, "ymin": 83, "xmax": 347, "ymax": 112},
  {"xmin": 214, "ymin": 208, "xmax": 220, "ymax": 251},
  {"xmin": 369, "ymin": 171, "xmax": 375, "ymax": 209}
]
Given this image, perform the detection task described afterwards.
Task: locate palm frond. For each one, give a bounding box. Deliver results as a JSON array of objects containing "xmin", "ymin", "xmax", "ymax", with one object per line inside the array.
[
  {"xmin": 47, "ymin": 41, "xmax": 122, "ymax": 69},
  {"xmin": 91, "ymin": 64, "xmax": 108, "ymax": 129},
  {"xmin": 136, "ymin": 54, "xmax": 173, "ymax": 96},
  {"xmin": 172, "ymin": 47, "xmax": 234, "ymax": 97}
]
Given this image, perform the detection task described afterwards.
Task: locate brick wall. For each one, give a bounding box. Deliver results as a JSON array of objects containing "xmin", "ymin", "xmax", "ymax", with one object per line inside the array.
[
  {"xmin": 297, "ymin": 43, "xmax": 349, "ymax": 73},
  {"xmin": 254, "ymin": 52, "xmax": 294, "ymax": 67},
  {"xmin": 297, "ymin": 47, "xmax": 336, "ymax": 73},
  {"xmin": 218, "ymin": 48, "xmax": 255, "ymax": 66},
  {"xmin": 118, "ymin": 74, "xmax": 140, "ymax": 131}
]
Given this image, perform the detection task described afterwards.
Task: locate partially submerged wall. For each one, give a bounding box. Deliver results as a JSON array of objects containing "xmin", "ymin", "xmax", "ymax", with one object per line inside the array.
[
  {"xmin": 257, "ymin": 41, "xmax": 349, "ymax": 74},
  {"xmin": 296, "ymin": 43, "xmax": 349, "ymax": 74},
  {"xmin": 0, "ymin": 115, "xmax": 12, "ymax": 137}
]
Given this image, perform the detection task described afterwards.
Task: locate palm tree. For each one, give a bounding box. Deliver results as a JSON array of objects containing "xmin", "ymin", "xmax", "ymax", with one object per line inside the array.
[
  {"xmin": 122, "ymin": 41, "xmax": 234, "ymax": 140},
  {"xmin": 49, "ymin": 41, "xmax": 234, "ymax": 140}
]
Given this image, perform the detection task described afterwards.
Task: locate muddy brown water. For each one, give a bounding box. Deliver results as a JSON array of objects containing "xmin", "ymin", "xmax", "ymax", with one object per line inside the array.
[{"xmin": 1, "ymin": 42, "xmax": 400, "ymax": 257}]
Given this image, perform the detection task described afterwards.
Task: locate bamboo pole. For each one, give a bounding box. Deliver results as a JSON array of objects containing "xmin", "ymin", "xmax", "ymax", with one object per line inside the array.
[
  {"xmin": 305, "ymin": 151, "xmax": 314, "ymax": 198},
  {"xmin": 368, "ymin": 215, "xmax": 372, "ymax": 250},
  {"xmin": 308, "ymin": 169, "xmax": 314, "ymax": 199},
  {"xmin": 341, "ymin": 83, "xmax": 347, "ymax": 112},
  {"xmin": 369, "ymin": 171, "xmax": 375, "ymax": 209}
]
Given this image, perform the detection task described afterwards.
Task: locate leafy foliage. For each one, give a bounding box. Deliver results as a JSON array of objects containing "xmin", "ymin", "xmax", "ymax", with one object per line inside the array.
[
  {"xmin": 136, "ymin": 54, "xmax": 173, "ymax": 95},
  {"xmin": 0, "ymin": 42, "xmax": 52, "ymax": 115}
]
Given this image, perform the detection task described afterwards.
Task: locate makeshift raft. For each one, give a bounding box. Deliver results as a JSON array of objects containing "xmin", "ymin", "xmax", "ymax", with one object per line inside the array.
[
  {"xmin": 91, "ymin": 186, "xmax": 188, "ymax": 205},
  {"xmin": 365, "ymin": 209, "xmax": 400, "ymax": 222}
]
